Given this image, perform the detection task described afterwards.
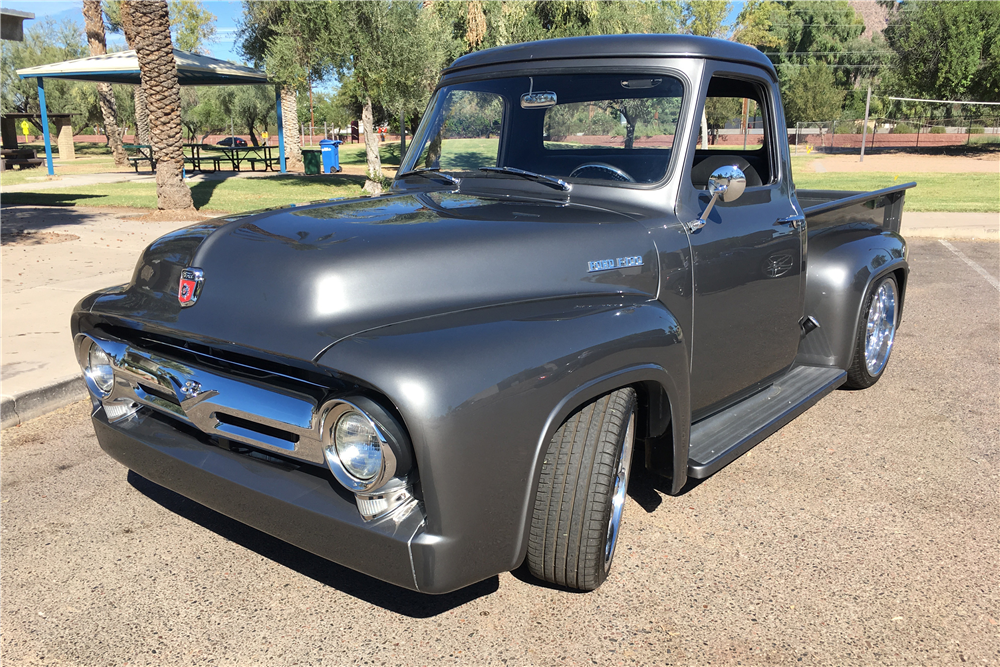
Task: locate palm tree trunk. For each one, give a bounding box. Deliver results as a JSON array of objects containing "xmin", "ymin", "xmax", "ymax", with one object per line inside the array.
[
  {"xmin": 361, "ymin": 95, "xmax": 383, "ymax": 195},
  {"xmin": 122, "ymin": 0, "xmax": 193, "ymax": 211},
  {"xmin": 134, "ymin": 86, "xmax": 151, "ymax": 145},
  {"xmin": 83, "ymin": 0, "xmax": 126, "ymax": 166},
  {"xmin": 280, "ymin": 86, "xmax": 303, "ymax": 171}
]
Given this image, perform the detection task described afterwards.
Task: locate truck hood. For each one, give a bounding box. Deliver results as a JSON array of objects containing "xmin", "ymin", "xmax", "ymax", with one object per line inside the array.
[{"xmin": 95, "ymin": 192, "xmax": 658, "ymax": 362}]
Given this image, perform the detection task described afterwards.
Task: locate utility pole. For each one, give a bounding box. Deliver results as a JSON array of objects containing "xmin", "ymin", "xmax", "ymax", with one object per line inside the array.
[
  {"xmin": 860, "ymin": 84, "xmax": 872, "ymax": 162},
  {"xmin": 309, "ymin": 79, "xmax": 315, "ymax": 146},
  {"xmin": 400, "ymin": 108, "xmax": 406, "ymax": 156}
]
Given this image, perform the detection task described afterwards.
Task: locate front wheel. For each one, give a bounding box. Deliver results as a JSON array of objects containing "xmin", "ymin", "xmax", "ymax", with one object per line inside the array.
[
  {"xmin": 845, "ymin": 275, "xmax": 898, "ymax": 389},
  {"xmin": 527, "ymin": 388, "xmax": 637, "ymax": 591}
]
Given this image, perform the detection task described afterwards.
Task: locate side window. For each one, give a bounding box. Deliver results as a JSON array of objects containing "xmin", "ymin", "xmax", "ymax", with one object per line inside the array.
[
  {"xmin": 691, "ymin": 76, "xmax": 775, "ymax": 189},
  {"xmin": 417, "ymin": 91, "xmax": 503, "ymax": 172}
]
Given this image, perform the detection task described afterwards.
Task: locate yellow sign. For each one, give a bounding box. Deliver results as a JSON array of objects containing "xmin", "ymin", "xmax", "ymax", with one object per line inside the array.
[{"xmin": 20, "ymin": 120, "xmax": 30, "ymax": 138}]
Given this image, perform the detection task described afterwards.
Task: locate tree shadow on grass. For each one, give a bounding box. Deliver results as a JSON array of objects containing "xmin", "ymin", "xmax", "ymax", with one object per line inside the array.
[
  {"xmin": 1, "ymin": 193, "xmax": 107, "ymax": 209},
  {"xmin": 127, "ymin": 470, "xmax": 500, "ymax": 617},
  {"xmin": 186, "ymin": 173, "xmax": 368, "ymax": 210}
]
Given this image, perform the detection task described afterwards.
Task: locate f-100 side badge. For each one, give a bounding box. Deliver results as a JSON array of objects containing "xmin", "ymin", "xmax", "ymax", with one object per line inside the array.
[
  {"xmin": 588, "ymin": 256, "xmax": 643, "ymax": 272},
  {"xmin": 178, "ymin": 267, "xmax": 205, "ymax": 307}
]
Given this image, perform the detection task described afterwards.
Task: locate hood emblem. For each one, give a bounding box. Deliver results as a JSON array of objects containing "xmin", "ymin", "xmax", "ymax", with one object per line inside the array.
[{"xmin": 178, "ymin": 267, "xmax": 205, "ymax": 307}]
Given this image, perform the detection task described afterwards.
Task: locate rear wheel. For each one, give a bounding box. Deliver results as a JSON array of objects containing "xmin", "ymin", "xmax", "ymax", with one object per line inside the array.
[
  {"xmin": 845, "ymin": 275, "xmax": 898, "ymax": 389},
  {"xmin": 527, "ymin": 388, "xmax": 637, "ymax": 591}
]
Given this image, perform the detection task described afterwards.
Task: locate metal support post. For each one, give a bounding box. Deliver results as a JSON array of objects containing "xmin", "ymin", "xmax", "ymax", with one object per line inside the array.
[
  {"xmin": 860, "ymin": 85, "xmax": 871, "ymax": 162},
  {"xmin": 36, "ymin": 77, "xmax": 54, "ymax": 175},
  {"xmin": 275, "ymin": 87, "xmax": 286, "ymax": 174}
]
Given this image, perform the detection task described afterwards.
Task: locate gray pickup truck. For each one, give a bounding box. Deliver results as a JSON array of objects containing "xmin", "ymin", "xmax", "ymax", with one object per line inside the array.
[{"xmin": 73, "ymin": 35, "xmax": 913, "ymax": 594}]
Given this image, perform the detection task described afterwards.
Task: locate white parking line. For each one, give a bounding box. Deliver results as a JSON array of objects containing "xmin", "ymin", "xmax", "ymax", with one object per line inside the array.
[{"xmin": 939, "ymin": 239, "xmax": 1000, "ymax": 292}]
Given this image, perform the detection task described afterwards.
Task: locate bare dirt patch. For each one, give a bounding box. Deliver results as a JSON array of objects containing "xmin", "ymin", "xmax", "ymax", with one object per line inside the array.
[
  {"xmin": 804, "ymin": 152, "xmax": 999, "ymax": 174},
  {"xmin": 0, "ymin": 229, "xmax": 79, "ymax": 246}
]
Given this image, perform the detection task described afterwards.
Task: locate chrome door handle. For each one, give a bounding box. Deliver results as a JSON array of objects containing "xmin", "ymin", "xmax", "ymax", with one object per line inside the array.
[{"xmin": 776, "ymin": 214, "xmax": 805, "ymax": 230}]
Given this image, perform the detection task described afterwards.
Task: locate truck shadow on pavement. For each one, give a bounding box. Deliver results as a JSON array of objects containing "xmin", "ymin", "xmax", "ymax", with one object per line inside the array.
[{"xmin": 126, "ymin": 471, "xmax": 499, "ymax": 617}]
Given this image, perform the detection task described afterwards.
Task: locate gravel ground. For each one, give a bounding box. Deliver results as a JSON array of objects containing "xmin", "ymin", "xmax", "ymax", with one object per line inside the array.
[{"xmin": 2, "ymin": 238, "xmax": 997, "ymax": 667}]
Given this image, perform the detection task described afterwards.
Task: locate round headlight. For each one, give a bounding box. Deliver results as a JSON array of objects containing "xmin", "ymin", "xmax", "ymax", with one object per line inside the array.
[
  {"xmin": 331, "ymin": 411, "xmax": 383, "ymax": 481},
  {"xmin": 86, "ymin": 344, "xmax": 115, "ymax": 396}
]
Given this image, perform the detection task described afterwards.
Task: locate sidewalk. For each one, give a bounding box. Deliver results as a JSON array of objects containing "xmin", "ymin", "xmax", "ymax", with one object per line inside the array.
[
  {"xmin": 1, "ymin": 206, "xmax": 197, "ymax": 427},
  {"xmin": 1, "ymin": 204, "xmax": 997, "ymax": 428}
]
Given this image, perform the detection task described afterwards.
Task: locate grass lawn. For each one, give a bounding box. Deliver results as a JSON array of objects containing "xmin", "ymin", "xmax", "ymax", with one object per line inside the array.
[
  {"xmin": 792, "ymin": 171, "xmax": 999, "ymax": 212},
  {"xmin": 2, "ymin": 174, "xmax": 367, "ymax": 213},
  {"xmin": 3, "ymin": 139, "xmax": 995, "ymax": 213}
]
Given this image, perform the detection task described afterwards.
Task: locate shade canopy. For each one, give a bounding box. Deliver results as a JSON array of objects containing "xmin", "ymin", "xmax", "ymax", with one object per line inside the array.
[{"xmin": 17, "ymin": 49, "xmax": 269, "ymax": 86}]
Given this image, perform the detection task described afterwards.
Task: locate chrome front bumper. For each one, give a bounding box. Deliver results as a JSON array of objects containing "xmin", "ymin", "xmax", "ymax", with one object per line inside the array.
[{"xmin": 91, "ymin": 409, "xmax": 428, "ymax": 592}]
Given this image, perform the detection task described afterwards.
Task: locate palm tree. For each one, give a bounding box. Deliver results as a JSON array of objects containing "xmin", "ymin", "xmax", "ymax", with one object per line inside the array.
[
  {"xmin": 83, "ymin": 0, "xmax": 127, "ymax": 166},
  {"xmin": 121, "ymin": 0, "xmax": 194, "ymax": 210}
]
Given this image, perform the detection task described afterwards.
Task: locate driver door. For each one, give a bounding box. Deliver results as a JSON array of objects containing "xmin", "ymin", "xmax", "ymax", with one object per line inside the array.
[{"xmin": 684, "ymin": 70, "xmax": 804, "ymax": 419}]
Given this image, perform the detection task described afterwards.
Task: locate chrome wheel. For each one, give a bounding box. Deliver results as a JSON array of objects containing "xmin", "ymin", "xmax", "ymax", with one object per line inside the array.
[
  {"xmin": 864, "ymin": 279, "xmax": 897, "ymax": 376},
  {"xmin": 604, "ymin": 410, "xmax": 636, "ymax": 571}
]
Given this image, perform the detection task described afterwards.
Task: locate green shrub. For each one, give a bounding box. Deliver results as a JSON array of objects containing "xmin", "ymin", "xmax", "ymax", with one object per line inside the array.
[
  {"xmin": 969, "ymin": 126, "xmax": 985, "ymax": 134},
  {"xmin": 891, "ymin": 123, "xmax": 916, "ymax": 134},
  {"xmin": 834, "ymin": 122, "xmax": 860, "ymax": 134},
  {"xmin": 929, "ymin": 126, "xmax": 946, "ymax": 134}
]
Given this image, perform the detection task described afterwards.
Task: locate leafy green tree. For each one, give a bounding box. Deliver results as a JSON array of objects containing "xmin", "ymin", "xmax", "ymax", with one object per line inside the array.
[
  {"xmin": 683, "ymin": 0, "xmax": 730, "ymax": 38},
  {"xmin": 324, "ymin": 1, "xmax": 449, "ymax": 192},
  {"xmin": 238, "ymin": 1, "xmax": 335, "ymax": 170},
  {"xmin": 168, "ymin": 0, "xmax": 217, "ymax": 53},
  {"xmin": 886, "ymin": 0, "xmax": 1000, "ymax": 103},
  {"xmin": 0, "ymin": 18, "xmax": 101, "ymax": 133},
  {"xmin": 781, "ymin": 61, "xmax": 844, "ymax": 124},
  {"xmin": 433, "ymin": 0, "xmax": 682, "ymax": 57}
]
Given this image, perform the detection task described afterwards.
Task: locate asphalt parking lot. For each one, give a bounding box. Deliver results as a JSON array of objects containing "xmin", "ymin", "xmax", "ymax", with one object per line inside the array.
[{"xmin": 2, "ymin": 238, "xmax": 998, "ymax": 667}]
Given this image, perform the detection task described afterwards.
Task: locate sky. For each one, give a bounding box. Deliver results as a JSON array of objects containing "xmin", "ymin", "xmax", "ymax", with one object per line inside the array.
[
  {"xmin": 2, "ymin": 0, "xmax": 744, "ymax": 92},
  {"xmin": 0, "ymin": 0, "xmax": 247, "ymax": 63}
]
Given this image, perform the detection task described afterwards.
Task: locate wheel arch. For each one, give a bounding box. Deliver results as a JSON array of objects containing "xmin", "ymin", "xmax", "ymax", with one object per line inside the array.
[
  {"xmin": 513, "ymin": 362, "xmax": 690, "ymax": 568},
  {"xmin": 797, "ymin": 229, "xmax": 908, "ymax": 370}
]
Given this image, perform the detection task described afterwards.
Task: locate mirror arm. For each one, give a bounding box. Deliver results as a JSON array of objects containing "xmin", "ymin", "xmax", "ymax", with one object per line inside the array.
[{"xmin": 684, "ymin": 188, "xmax": 724, "ymax": 233}]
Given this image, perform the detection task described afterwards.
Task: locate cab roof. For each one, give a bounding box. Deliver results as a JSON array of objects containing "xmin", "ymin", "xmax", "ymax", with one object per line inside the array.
[{"xmin": 444, "ymin": 34, "xmax": 776, "ymax": 77}]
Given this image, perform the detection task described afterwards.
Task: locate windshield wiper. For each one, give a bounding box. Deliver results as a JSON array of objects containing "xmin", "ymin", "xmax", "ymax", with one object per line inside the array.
[
  {"xmin": 479, "ymin": 167, "xmax": 571, "ymax": 192},
  {"xmin": 396, "ymin": 167, "xmax": 459, "ymax": 186}
]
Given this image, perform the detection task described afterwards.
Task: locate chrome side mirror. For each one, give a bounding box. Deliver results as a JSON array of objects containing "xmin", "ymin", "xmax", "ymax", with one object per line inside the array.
[
  {"xmin": 707, "ymin": 164, "xmax": 746, "ymax": 203},
  {"xmin": 685, "ymin": 164, "xmax": 747, "ymax": 233}
]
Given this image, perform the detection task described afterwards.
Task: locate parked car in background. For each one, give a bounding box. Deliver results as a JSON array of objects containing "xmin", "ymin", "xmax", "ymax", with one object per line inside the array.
[
  {"xmin": 216, "ymin": 137, "xmax": 247, "ymax": 147},
  {"xmin": 73, "ymin": 34, "xmax": 914, "ymax": 596}
]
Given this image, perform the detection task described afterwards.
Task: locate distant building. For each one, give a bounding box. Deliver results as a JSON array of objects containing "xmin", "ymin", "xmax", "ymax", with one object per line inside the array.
[{"xmin": 0, "ymin": 9, "xmax": 33, "ymax": 42}]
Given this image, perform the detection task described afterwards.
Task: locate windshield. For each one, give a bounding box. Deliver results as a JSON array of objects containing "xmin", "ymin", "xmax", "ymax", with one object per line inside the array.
[{"xmin": 399, "ymin": 73, "xmax": 684, "ymax": 186}]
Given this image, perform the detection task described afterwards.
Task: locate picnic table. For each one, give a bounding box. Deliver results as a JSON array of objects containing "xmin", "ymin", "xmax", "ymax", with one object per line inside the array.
[
  {"xmin": 124, "ymin": 144, "xmax": 154, "ymax": 173},
  {"xmin": 200, "ymin": 144, "xmax": 279, "ymax": 172},
  {"xmin": 183, "ymin": 143, "xmax": 222, "ymax": 172}
]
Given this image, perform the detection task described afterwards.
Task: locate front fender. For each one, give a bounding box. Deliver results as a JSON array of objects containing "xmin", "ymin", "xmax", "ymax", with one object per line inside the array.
[
  {"xmin": 316, "ymin": 295, "xmax": 689, "ymax": 593},
  {"xmin": 798, "ymin": 225, "xmax": 908, "ymax": 370}
]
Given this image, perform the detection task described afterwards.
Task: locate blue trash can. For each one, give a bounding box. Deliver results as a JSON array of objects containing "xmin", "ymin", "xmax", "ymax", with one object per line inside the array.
[{"xmin": 319, "ymin": 139, "xmax": 343, "ymax": 174}]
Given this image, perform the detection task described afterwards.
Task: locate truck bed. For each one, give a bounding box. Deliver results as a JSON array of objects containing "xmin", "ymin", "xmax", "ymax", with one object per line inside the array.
[{"xmin": 798, "ymin": 182, "xmax": 917, "ymax": 234}]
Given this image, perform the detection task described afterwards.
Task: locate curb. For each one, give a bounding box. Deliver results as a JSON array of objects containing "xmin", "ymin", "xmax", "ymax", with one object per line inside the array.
[
  {"xmin": 901, "ymin": 226, "xmax": 999, "ymax": 241},
  {"xmin": 1, "ymin": 376, "xmax": 88, "ymax": 430}
]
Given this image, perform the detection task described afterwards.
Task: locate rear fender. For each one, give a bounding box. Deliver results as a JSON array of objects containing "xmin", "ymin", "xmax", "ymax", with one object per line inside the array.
[
  {"xmin": 316, "ymin": 295, "xmax": 689, "ymax": 593},
  {"xmin": 798, "ymin": 227, "xmax": 908, "ymax": 370}
]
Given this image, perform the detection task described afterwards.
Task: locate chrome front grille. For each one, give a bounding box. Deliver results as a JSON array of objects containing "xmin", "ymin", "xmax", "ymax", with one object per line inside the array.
[{"xmin": 79, "ymin": 333, "xmax": 331, "ymax": 465}]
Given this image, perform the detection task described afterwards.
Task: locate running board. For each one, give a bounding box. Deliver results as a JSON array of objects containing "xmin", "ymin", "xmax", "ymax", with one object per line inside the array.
[{"xmin": 687, "ymin": 366, "xmax": 846, "ymax": 479}]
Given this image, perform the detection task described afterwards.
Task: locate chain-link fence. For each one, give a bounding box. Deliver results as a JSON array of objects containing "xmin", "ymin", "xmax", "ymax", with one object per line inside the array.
[{"xmin": 789, "ymin": 116, "xmax": 1000, "ymax": 153}]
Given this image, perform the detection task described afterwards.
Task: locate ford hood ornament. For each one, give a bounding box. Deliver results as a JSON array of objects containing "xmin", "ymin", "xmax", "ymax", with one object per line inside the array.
[{"xmin": 178, "ymin": 267, "xmax": 205, "ymax": 307}]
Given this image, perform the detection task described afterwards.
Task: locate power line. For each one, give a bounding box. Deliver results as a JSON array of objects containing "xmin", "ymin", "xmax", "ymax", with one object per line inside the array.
[{"xmin": 887, "ymin": 96, "xmax": 1000, "ymax": 106}]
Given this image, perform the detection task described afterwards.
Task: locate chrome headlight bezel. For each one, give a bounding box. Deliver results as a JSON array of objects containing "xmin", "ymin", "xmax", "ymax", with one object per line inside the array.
[
  {"xmin": 76, "ymin": 335, "xmax": 116, "ymax": 398},
  {"xmin": 320, "ymin": 400, "xmax": 398, "ymax": 492}
]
